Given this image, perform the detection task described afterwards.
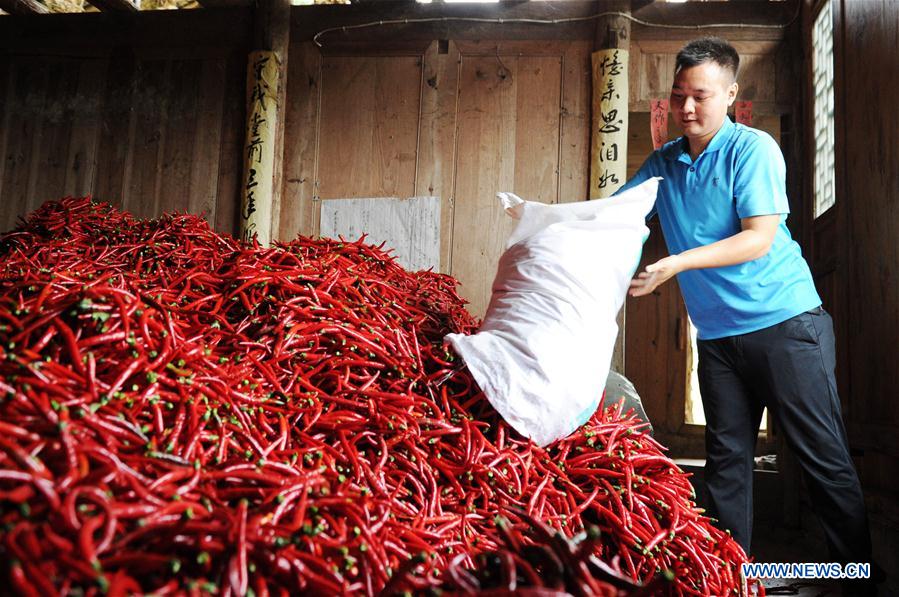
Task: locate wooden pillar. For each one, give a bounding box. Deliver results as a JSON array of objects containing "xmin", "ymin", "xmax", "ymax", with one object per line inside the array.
[
  {"xmin": 591, "ymin": 1, "xmax": 632, "ymax": 375},
  {"xmin": 239, "ymin": 0, "xmax": 290, "ymax": 245},
  {"xmin": 590, "ymin": 0, "xmax": 631, "ymax": 200}
]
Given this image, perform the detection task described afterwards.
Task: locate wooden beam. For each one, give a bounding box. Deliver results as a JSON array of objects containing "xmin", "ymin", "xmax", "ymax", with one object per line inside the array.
[
  {"xmin": 291, "ymin": 0, "xmax": 795, "ymax": 47},
  {"xmin": 0, "ymin": 0, "xmax": 49, "ymax": 15},
  {"xmin": 594, "ymin": 0, "xmax": 631, "ymax": 51},
  {"xmin": 294, "ymin": 1, "xmax": 599, "ymax": 46},
  {"xmin": 0, "ymin": 11, "xmax": 253, "ymax": 54},
  {"xmin": 87, "ymin": 0, "xmax": 140, "ymax": 11},
  {"xmin": 630, "ymin": 0, "xmax": 796, "ymax": 41},
  {"xmin": 196, "ymin": 0, "xmax": 252, "ymax": 9},
  {"xmin": 631, "ymin": 0, "xmax": 797, "ymax": 26}
]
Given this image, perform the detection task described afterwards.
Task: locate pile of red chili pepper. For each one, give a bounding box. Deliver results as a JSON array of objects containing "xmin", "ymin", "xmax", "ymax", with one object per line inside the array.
[
  {"xmin": 389, "ymin": 511, "xmax": 678, "ymax": 596},
  {"xmin": 0, "ymin": 198, "xmax": 760, "ymax": 596}
]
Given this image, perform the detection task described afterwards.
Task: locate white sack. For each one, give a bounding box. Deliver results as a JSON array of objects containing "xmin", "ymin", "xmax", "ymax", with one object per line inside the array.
[{"xmin": 445, "ymin": 177, "xmax": 660, "ymax": 447}]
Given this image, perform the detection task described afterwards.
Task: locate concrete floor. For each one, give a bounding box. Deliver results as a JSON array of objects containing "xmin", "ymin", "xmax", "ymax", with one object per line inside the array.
[
  {"xmin": 752, "ymin": 521, "xmax": 842, "ymax": 596},
  {"xmin": 676, "ymin": 460, "xmax": 896, "ymax": 597}
]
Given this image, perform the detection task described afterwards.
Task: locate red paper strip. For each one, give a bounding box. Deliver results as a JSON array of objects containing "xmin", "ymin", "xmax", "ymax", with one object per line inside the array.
[
  {"xmin": 650, "ymin": 99, "xmax": 669, "ymax": 150},
  {"xmin": 735, "ymin": 100, "xmax": 753, "ymax": 126}
]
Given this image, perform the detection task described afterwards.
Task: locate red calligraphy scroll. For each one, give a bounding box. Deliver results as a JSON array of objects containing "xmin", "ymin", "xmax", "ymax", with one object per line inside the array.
[
  {"xmin": 735, "ymin": 100, "xmax": 753, "ymax": 126},
  {"xmin": 650, "ymin": 99, "xmax": 669, "ymax": 150}
]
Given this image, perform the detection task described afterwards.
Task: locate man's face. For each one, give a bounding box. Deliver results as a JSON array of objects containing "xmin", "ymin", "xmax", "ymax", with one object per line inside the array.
[{"xmin": 670, "ymin": 61, "xmax": 738, "ymax": 142}]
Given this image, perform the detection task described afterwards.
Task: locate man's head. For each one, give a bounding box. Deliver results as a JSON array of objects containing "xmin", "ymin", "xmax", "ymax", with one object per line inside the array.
[{"xmin": 670, "ymin": 37, "xmax": 740, "ymax": 145}]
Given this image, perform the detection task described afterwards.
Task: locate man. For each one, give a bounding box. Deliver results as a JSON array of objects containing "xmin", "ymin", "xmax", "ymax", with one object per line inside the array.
[{"xmin": 617, "ymin": 37, "xmax": 877, "ymax": 592}]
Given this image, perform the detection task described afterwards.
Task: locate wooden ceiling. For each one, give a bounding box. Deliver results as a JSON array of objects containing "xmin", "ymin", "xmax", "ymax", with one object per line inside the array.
[{"xmin": 0, "ymin": 0, "xmax": 358, "ymax": 16}]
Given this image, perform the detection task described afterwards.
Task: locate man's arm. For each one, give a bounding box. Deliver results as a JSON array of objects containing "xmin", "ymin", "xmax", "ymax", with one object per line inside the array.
[{"xmin": 629, "ymin": 214, "xmax": 779, "ymax": 297}]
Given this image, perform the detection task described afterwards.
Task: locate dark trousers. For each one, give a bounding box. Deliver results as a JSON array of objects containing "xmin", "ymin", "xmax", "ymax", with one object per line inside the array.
[{"xmin": 697, "ymin": 306, "xmax": 872, "ymax": 563}]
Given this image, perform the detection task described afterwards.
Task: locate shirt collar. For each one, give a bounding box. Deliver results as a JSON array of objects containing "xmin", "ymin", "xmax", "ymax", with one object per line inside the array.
[{"xmin": 662, "ymin": 116, "xmax": 735, "ymax": 163}]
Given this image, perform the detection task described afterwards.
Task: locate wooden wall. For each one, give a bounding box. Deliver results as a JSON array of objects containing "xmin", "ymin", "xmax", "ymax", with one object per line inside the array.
[
  {"xmin": 821, "ymin": 0, "xmax": 899, "ymax": 576},
  {"xmin": 277, "ymin": 39, "xmax": 592, "ymax": 318},
  {"xmin": 0, "ymin": 11, "xmax": 250, "ymax": 235},
  {"xmin": 838, "ymin": 0, "xmax": 899, "ymax": 490}
]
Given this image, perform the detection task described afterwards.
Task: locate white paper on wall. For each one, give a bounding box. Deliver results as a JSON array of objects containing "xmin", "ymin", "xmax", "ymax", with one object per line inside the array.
[{"xmin": 319, "ymin": 196, "xmax": 441, "ymax": 272}]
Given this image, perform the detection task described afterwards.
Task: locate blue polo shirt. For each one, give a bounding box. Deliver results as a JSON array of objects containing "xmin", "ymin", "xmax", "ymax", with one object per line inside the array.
[{"xmin": 618, "ymin": 117, "xmax": 821, "ymax": 340}]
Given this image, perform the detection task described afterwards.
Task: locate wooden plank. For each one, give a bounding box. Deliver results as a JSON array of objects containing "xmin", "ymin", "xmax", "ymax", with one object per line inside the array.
[
  {"xmin": 158, "ymin": 59, "xmax": 200, "ymax": 216},
  {"xmin": 631, "ymin": 0, "xmax": 796, "ymax": 27},
  {"xmin": 293, "ymin": 2, "xmax": 598, "ymax": 46},
  {"xmin": 0, "ymin": 50, "xmax": 11, "ymax": 219},
  {"xmin": 514, "ymin": 55, "xmax": 561, "ymax": 204},
  {"xmin": 450, "ymin": 55, "xmax": 518, "ymax": 318},
  {"xmin": 630, "ymin": 1, "xmax": 794, "ymax": 42},
  {"xmin": 316, "ymin": 38, "xmax": 431, "ymax": 57},
  {"xmin": 1, "ymin": 58, "xmax": 49, "ymax": 230},
  {"xmin": 415, "ymin": 40, "xmax": 461, "ymax": 274},
  {"xmin": 64, "ymin": 58, "xmax": 107, "ymax": 198},
  {"xmin": 0, "ymin": 0, "xmax": 47, "ymax": 15},
  {"xmin": 843, "ymin": 0, "xmax": 899, "ymax": 426},
  {"xmin": 454, "ymin": 40, "xmax": 575, "ymax": 57},
  {"xmin": 0, "ymin": 10, "xmax": 253, "ymax": 54},
  {"xmin": 637, "ymin": 50, "xmax": 673, "ymax": 107},
  {"xmin": 450, "ymin": 51, "xmax": 563, "ymax": 316},
  {"xmin": 775, "ymin": 20, "xmax": 802, "ymax": 109},
  {"xmin": 316, "ymin": 56, "xmax": 421, "ymax": 200},
  {"xmin": 623, "ymin": 111, "xmax": 687, "ymax": 435},
  {"xmin": 92, "ymin": 48, "xmax": 135, "ymax": 209},
  {"xmin": 214, "ymin": 49, "xmax": 245, "ymax": 237},
  {"xmin": 629, "ymin": 40, "xmax": 786, "ymax": 114},
  {"xmin": 87, "ymin": 0, "xmax": 139, "ymax": 11},
  {"xmin": 559, "ymin": 41, "xmax": 591, "ymax": 203},
  {"xmin": 635, "ymin": 39, "xmax": 781, "ymax": 55},
  {"xmin": 123, "ymin": 59, "xmax": 171, "ymax": 219},
  {"xmin": 848, "ymin": 422, "xmax": 899, "ymax": 461},
  {"xmin": 827, "ymin": 0, "xmax": 849, "ymax": 409},
  {"xmin": 22, "ymin": 62, "xmax": 51, "ymax": 216},
  {"xmin": 626, "ymin": 112, "xmax": 678, "ymax": 176},
  {"xmin": 735, "ymin": 52, "xmax": 777, "ymax": 104},
  {"xmin": 295, "ymin": 0, "xmax": 792, "ymax": 47},
  {"xmin": 196, "ymin": 0, "xmax": 251, "ymax": 8},
  {"xmin": 268, "ymin": 50, "xmax": 291, "ymax": 243},
  {"xmin": 279, "ymin": 41, "xmax": 322, "ymax": 241},
  {"xmin": 29, "ymin": 59, "xmax": 80, "ymax": 210},
  {"xmin": 188, "ymin": 58, "xmax": 226, "ymax": 222},
  {"xmin": 624, "ymin": 219, "xmax": 688, "ymax": 434}
]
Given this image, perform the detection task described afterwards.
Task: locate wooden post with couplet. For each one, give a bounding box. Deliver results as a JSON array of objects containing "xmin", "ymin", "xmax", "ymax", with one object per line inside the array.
[
  {"xmin": 591, "ymin": 1, "xmax": 631, "ymax": 374},
  {"xmin": 590, "ymin": 0, "xmax": 631, "ymax": 200},
  {"xmin": 239, "ymin": 0, "xmax": 290, "ymax": 245}
]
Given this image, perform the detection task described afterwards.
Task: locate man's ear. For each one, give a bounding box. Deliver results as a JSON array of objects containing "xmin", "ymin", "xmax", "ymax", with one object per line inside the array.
[{"xmin": 727, "ymin": 82, "xmax": 739, "ymax": 106}]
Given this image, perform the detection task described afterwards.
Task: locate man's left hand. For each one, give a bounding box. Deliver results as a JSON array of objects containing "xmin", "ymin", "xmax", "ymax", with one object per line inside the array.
[{"xmin": 629, "ymin": 255, "xmax": 684, "ymax": 297}]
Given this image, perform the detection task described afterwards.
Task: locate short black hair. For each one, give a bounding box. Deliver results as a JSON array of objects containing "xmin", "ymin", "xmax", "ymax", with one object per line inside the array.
[{"xmin": 675, "ymin": 37, "xmax": 740, "ymax": 82}]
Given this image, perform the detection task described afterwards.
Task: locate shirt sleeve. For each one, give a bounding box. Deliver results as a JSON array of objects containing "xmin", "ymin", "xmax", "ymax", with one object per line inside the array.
[
  {"xmin": 614, "ymin": 154, "xmax": 659, "ymax": 221},
  {"xmin": 733, "ymin": 133, "xmax": 790, "ymax": 218}
]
